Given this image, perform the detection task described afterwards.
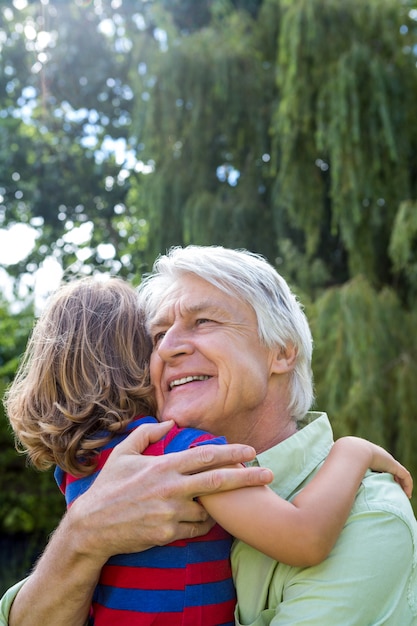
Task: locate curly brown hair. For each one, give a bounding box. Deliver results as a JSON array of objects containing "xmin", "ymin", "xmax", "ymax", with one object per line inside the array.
[{"xmin": 4, "ymin": 276, "xmax": 156, "ymax": 476}]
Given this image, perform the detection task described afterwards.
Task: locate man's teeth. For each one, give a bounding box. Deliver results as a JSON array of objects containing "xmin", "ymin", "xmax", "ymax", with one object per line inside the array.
[{"xmin": 169, "ymin": 375, "xmax": 210, "ymax": 389}]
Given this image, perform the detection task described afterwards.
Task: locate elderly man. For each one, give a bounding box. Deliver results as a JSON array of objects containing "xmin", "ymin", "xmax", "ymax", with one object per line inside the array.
[{"xmin": 2, "ymin": 245, "xmax": 417, "ymax": 626}]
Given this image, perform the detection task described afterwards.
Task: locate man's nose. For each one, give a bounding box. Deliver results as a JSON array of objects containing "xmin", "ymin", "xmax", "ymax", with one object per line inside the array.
[{"xmin": 157, "ymin": 324, "xmax": 193, "ymax": 360}]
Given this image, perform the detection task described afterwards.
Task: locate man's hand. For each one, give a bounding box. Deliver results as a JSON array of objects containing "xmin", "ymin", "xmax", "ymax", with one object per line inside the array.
[
  {"xmin": 70, "ymin": 420, "xmax": 273, "ymax": 562},
  {"xmin": 10, "ymin": 420, "xmax": 273, "ymax": 626}
]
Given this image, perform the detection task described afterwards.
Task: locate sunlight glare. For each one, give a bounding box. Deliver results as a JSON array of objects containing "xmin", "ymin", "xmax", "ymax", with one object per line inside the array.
[{"xmin": 0, "ymin": 224, "xmax": 38, "ymax": 265}]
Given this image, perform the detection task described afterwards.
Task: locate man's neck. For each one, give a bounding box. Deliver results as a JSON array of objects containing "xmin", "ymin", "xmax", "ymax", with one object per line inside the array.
[{"xmin": 255, "ymin": 416, "xmax": 298, "ymax": 453}]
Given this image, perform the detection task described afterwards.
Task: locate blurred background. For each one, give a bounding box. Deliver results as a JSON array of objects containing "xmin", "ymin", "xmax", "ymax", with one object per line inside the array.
[{"xmin": 1, "ymin": 0, "xmax": 417, "ymax": 593}]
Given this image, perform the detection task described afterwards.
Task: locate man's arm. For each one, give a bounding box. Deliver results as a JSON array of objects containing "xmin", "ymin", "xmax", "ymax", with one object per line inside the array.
[{"xmin": 9, "ymin": 421, "xmax": 273, "ymax": 626}]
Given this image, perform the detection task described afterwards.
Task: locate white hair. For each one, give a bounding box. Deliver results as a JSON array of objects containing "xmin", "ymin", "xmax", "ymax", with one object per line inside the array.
[{"xmin": 138, "ymin": 245, "xmax": 314, "ymax": 421}]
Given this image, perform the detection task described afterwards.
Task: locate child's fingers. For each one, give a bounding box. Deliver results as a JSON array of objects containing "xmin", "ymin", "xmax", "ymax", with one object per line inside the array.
[{"xmin": 393, "ymin": 467, "xmax": 413, "ymax": 499}]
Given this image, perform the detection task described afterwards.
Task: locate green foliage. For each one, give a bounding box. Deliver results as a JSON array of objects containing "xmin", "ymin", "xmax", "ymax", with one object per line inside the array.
[
  {"xmin": 310, "ymin": 276, "xmax": 417, "ymax": 511},
  {"xmin": 0, "ymin": 299, "xmax": 65, "ymax": 537},
  {"xmin": 0, "ymin": 299, "xmax": 64, "ymax": 587},
  {"xmin": 0, "ymin": 0, "xmax": 149, "ymax": 282},
  {"xmin": 0, "ymin": 302, "xmax": 32, "ymax": 379},
  {"xmin": 130, "ymin": 6, "xmax": 279, "ymax": 262},
  {"xmin": 389, "ymin": 200, "xmax": 417, "ymax": 299},
  {"xmin": 273, "ymin": 0, "xmax": 417, "ymax": 285},
  {"xmin": 3, "ymin": 0, "xmax": 415, "ymax": 289}
]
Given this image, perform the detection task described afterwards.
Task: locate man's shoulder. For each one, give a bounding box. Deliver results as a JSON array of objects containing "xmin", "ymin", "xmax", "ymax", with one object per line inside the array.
[{"xmin": 350, "ymin": 470, "xmax": 417, "ymax": 535}]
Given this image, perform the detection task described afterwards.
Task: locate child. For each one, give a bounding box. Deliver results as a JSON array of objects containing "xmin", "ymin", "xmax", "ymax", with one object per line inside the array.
[{"xmin": 5, "ymin": 276, "xmax": 412, "ymax": 626}]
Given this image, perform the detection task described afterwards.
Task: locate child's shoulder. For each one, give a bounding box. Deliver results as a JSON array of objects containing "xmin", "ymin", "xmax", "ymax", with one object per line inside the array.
[
  {"xmin": 126, "ymin": 415, "xmax": 159, "ymax": 431},
  {"xmin": 163, "ymin": 424, "xmax": 228, "ymax": 453},
  {"xmin": 126, "ymin": 417, "xmax": 228, "ymax": 455}
]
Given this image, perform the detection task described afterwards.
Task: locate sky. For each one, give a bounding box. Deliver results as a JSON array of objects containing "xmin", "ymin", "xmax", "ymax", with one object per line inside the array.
[{"xmin": 0, "ymin": 223, "xmax": 63, "ymax": 311}]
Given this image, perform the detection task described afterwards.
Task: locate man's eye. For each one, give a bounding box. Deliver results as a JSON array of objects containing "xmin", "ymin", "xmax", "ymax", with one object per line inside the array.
[
  {"xmin": 196, "ymin": 318, "xmax": 212, "ymax": 325},
  {"xmin": 153, "ymin": 331, "xmax": 166, "ymax": 345}
]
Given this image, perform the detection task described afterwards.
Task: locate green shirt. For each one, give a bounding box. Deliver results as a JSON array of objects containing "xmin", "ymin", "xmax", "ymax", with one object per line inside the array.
[
  {"xmin": 232, "ymin": 412, "xmax": 417, "ymax": 625},
  {"xmin": 0, "ymin": 579, "xmax": 26, "ymax": 626}
]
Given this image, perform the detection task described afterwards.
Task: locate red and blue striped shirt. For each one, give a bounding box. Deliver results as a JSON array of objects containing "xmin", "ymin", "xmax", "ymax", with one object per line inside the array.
[{"xmin": 55, "ymin": 416, "xmax": 236, "ymax": 625}]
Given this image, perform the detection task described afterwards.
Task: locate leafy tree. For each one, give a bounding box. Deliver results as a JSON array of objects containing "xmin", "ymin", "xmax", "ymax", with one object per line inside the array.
[
  {"xmin": 0, "ymin": 0, "xmax": 150, "ymax": 283},
  {"xmin": 310, "ymin": 276, "xmax": 417, "ymax": 510},
  {"xmin": 273, "ymin": 0, "xmax": 417, "ymax": 288},
  {"xmin": 130, "ymin": 6, "xmax": 279, "ymax": 262},
  {"xmin": 0, "ymin": 297, "xmax": 64, "ymax": 590}
]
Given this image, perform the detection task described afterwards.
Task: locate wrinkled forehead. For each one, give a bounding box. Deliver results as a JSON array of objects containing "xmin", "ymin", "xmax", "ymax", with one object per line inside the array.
[
  {"xmin": 144, "ymin": 272, "xmax": 246, "ymax": 328},
  {"xmin": 146, "ymin": 280, "xmax": 185, "ymax": 326}
]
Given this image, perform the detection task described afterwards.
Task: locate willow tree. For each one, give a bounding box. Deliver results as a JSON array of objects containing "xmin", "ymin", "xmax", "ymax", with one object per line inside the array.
[
  {"xmin": 132, "ymin": 0, "xmax": 417, "ymax": 277},
  {"xmin": 310, "ymin": 277, "xmax": 417, "ymax": 466},
  {"xmin": 272, "ymin": 0, "xmax": 417, "ymax": 507},
  {"xmin": 272, "ymin": 0, "xmax": 417, "ymax": 288},
  {"xmin": 128, "ymin": 2, "xmax": 280, "ymax": 264},
  {"xmin": 130, "ymin": 0, "xmax": 417, "ymax": 510}
]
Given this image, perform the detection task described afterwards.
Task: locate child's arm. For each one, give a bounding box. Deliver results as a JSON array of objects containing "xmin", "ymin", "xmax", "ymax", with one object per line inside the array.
[{"xmin": 200, "ymin": 437, "xmax": 412, "ymax": 567}]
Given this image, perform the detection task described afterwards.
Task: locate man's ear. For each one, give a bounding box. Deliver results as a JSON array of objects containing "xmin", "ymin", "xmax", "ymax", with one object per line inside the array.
[{"xmin": 270, "ymin": 343, "xmax": 297, "ymax": 374}]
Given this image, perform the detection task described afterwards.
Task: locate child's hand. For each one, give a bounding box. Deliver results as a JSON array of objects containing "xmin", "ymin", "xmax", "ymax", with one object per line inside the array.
[
  {"xmin": 341, "ymin": 437, "xmax": 413, "ymax": 499},
  {"xmin": 392, "ymin": 466, "xmax": 413, "ymax": 499},
  {"xmin": 369, "ymin": 442, "xmax": 412, "ymax": 498}
]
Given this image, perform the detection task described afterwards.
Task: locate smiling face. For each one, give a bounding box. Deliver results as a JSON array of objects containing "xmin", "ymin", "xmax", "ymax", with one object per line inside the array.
[{"xmin": 148, "ymin": 274, "xmax": 297, "ymax": 449}]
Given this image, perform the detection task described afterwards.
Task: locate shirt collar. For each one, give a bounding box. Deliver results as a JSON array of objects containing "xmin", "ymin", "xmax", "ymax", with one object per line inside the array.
[{"xmin": 252, "ymin": 411, "xmax": 334, "ymax": 500}]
